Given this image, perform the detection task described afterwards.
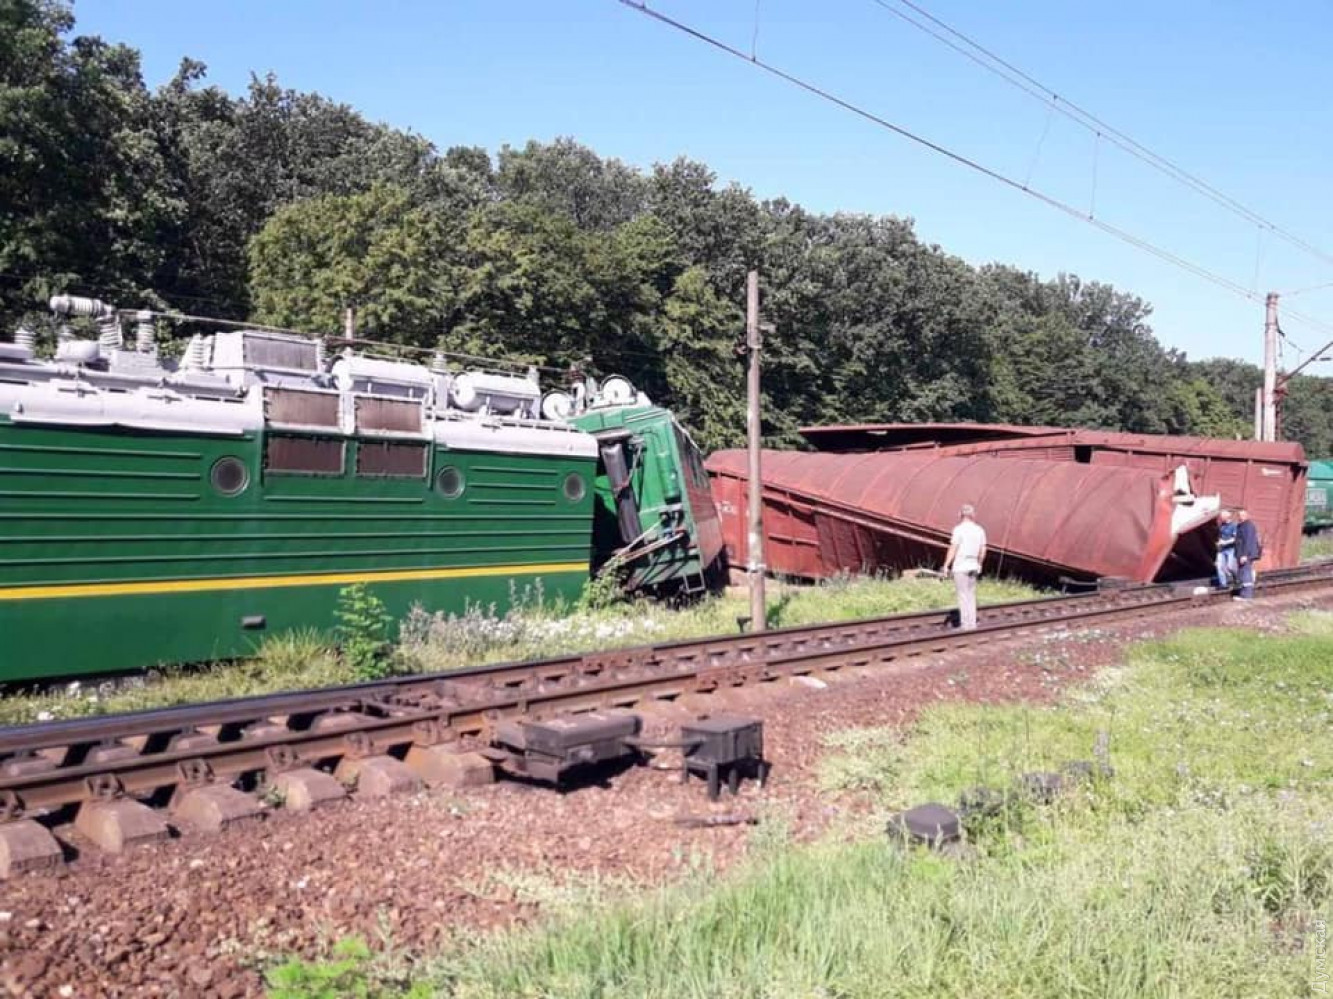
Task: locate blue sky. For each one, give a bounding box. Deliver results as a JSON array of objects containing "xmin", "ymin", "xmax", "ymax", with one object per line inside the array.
[{"xmin": 75, "ymin": 0, "xmax": 1333, "ymax": 367}]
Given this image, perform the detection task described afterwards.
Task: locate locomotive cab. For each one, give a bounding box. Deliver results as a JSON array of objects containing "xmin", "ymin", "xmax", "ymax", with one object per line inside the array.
[{"xmin": 568, "ymin": 378, "xmax": 726, "ymax": 597}]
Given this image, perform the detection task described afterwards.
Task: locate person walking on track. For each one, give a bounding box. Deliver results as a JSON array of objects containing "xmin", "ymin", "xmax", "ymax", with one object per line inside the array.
[
  {"xmin": 943, "ymin": 504, "xmax": 987, "ymax": 630},
  {"xmin": 1234, "ymin": 508, "xmax": 1262, "ymax": 600}
]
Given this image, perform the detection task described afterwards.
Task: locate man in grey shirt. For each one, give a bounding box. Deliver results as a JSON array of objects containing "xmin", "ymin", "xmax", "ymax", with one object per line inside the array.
[{"xmin": 942, "ymin": 504, "xmax": 987, "ymax": 630}]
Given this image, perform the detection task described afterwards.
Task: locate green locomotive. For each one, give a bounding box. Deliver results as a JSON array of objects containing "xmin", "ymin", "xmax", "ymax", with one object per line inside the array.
[
  {"xmin": 570, "ymin": 379, "xmax": 725, "ymax": 596},
  {"xmin": 0, "ymin": 296, "xmax": 723, "ymax": 681},
  {"xmin": 1307, "ymin": 459, "xmax": 1333, "ymax": 533}
]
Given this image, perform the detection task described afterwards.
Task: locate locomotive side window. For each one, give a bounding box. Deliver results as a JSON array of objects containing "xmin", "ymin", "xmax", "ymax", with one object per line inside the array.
[
  {"xmin": 356, "ymin": 441, "xmax": 427, "ymax": 478},
  {"xmin": 674, "ymin": 426, "xmax": 709, "ymax": 490},
  {"xmin": 436, "ymin": 465, "xmax": 465, "ymax": 498},
  {"xmin": 210, "ymin": 456, "xmax": 250, "ymax": 496},
  {"xmin": 264, "ymin": 436, "xmax": 345, "ymax": 475},
  {"xmin": 562, "ymin": 472, "xmax": 586, "ymax": 503}
]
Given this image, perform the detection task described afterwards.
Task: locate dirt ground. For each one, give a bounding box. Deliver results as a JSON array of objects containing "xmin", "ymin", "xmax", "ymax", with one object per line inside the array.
[{"xmin": 1, "ymin": 592, "xmax": 1327, "ymax": 998}]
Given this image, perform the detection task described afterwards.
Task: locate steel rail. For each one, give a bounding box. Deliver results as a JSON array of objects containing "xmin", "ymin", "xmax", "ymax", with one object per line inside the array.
[
  {"xmin": 6, "ymin": 564, "xmax": 1321, "ymax": 754},
  {"xmin": 1, "ymin": 565, "xmax": 1331, "ymax": 819},
  {"xmin": 0, "ymin": 586, "xmax": 1153, "ymax": 752}
]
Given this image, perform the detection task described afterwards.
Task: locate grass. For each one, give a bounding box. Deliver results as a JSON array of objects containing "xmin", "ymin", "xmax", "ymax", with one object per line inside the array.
[
  {"xmin": 267, "ymin": 611, "xmax": 1333, "ymax": 998},
  {"xmin": 0, "ymin": 573, "xmax": 1037, "ymax": 726},
  {"xmin": 1303, "ymin": 532, "xmax": 1333, "ymax": 562},
  {"xmin": 0, "ymin": 630, "xmax": 346, "ymax": 726},
  {"xmin": 818, "ymin": 620, "xmax": 1333, "ymax": 813}
]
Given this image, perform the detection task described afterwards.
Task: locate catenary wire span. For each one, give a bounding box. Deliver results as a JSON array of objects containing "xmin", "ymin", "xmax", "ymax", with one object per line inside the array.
[
  {"xmin": 613, "ymin": 1, "xmax": 1333, "ymax": 340},
  {"xmin": 868, "ymin": 0, "xmax": 1333, "ymax": 271}
]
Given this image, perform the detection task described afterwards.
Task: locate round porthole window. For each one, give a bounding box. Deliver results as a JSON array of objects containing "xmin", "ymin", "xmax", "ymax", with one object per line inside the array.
[
  {"xmin": 562, "ymin": 472, "xmax": 586, "ymax": 503},
  {"xmin": 436, "ymin": 466, "xmax": 465, "ymax": 498},
  {"xmin": 210, "ymin": 456, "xmax": 250, "ymax": 496}
]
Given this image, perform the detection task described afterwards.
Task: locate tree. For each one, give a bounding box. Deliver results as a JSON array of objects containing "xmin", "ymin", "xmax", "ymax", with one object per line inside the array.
[
  {"xmin": 157, "ymin": 68, "xmax": 448, "ymax": 316},
  {"xmin": 654, "ymin": 266, "xmax": 745, "ymax": 449},
  {"xmin": 8, "ymin": 2, "xmax": 1332, "ymax": 456},
  {"xmin": 0, "ymin": 0, "xmax": 181, "ymax": 324},
  {"xmin": 1281, "ymin": 374, "xmax": 1333, "ymax": 458},
  {"xmin": 1164, "ymin": 378, "xmax": 1249, "ymax": 439},
  {"xmin": 248, "ymin": 184, "xmax": 460, "ymax": 342},
  {"xmin": 496, "ymin": 137, "xmax": 645, "ymax": 231}
]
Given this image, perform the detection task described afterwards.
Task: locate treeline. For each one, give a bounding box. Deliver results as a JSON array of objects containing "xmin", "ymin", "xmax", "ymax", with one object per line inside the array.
[{"xmin": 3, "ymin": 1, "xmax": 1330, "ymax": 456}]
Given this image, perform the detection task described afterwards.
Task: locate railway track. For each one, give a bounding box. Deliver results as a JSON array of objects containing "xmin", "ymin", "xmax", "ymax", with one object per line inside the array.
[{"xmin": 2, "ymin": 563, "xmax": 1331, "ymax": 875}]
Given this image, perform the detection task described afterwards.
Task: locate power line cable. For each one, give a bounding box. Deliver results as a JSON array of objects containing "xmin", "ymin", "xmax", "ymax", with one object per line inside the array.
[
  {"xmin": 1282, "ymin": 280, "xmax": 1333, "ymax": 297},
  {"xmin": 867, "ymin": 0, "xmax": 1333, "ymax": 271},
  {"xmin": 614, "ymin": 1, "xmax": 1333, "ymax": 341}
]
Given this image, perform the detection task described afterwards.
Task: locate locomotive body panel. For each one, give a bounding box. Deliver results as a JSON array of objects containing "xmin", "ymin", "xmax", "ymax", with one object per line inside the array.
[{"xmin": 0, "ymin": 416, "xmax": 594, "ymax": 678}]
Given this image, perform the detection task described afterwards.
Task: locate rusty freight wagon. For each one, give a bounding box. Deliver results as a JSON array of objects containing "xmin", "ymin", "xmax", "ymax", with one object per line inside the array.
[{"xmin": 707, "ymin": 423, "xmax": 1307, "ymax": 587}]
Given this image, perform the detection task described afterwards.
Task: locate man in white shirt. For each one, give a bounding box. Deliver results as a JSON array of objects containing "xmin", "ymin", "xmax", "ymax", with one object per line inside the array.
[{"xmin": 942, "ymin": 504, "xmax": 987, "ymax": 631}]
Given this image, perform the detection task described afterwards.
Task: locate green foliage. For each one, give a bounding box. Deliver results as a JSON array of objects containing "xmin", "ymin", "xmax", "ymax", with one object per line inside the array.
[
  {"xmin": 334, "ymin": 584, "xmax": 394, "ymax": 680},
  {"xmin": 1303, "ymin": 533, "xmax": 1333, "ymax": 562},
  {"xmin": 6, "ymin": 2, "xmax": 1331, "ymax": 454},
  {"xmin": 1192, "ymin": 357, "xmax": 1333, "ymax": 454},
  {"xmin": 0, "ymin": 0, "xmax": 182, "ymax": 320},
  {"xmin": 0, "ymin": 628, "xmax": 342, "ymax": 726},
  {"xmin": 266, "ymin": 937, "xmax": 433, "ymax": 999},
  {"xmin": 576, "ymin": 569, "xmax": 625, "ymax": 612},
  {"xmin": 249, "ymin": 183, "xmax": 458, "ymax": 341}
]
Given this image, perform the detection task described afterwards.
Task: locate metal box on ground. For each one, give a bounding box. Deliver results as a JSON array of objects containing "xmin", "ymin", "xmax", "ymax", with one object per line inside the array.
[
  {"xmin": 886, "ymin": 803, "xmax": 961, "ymax": 848},
  {"xmin": 488, "ymin": 710, "xmax": 642, "ymax": 785},
  {"xmin": 681, "ymin": 715, "xmax": 767, "ymax": 800}
]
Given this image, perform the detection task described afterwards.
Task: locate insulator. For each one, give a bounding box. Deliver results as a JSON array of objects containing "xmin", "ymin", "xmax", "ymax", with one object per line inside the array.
[
  {"xmin": 183, "ymin": 334, "xmax": 210, "ymax": 371},
  {"xmin": 96, "ymin": 313, "xmax": 123, "ymax": 351},
  {"xmin": 314, "ymin": 337, "xmax": 327, "ymax": 371},
  {"xmin": 13, "ymin": 327, "xmax": 35, "ymax": 351},
  {"xmin": 49, "ymin": 295, "xmax": 113, "ymax": 318},
  {"xmin": 134, "ymin": 310, "xmax": 156, "ymax": 355},
  {"xmin": 430, "ymin": 351, "xmax": 448, "ymax": 372}
]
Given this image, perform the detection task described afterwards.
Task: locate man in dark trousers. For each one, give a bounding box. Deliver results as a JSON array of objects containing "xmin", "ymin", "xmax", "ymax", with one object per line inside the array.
[{"xmin": 1234, "ymin": 508, "xmax": 1261, "ymax": 600}]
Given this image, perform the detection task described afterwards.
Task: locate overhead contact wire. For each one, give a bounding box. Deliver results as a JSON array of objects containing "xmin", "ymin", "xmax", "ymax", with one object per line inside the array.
[
  {"xmin": 870, "ymin": 0, "xmax": 1333, "ymax": 270},
  {"xmin": 614, "ymin": 1, "xmax": 1333, "ymax": 339}
]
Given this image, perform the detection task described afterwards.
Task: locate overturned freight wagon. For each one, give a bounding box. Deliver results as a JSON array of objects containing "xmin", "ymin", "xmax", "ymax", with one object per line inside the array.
[
  {"xmin": 799, "ymin": 423, "xmax": 1308, "ymax": 568},
  {"xmin": 707, "ymin": 433, "xmax": 1292, "ymax": 587}
]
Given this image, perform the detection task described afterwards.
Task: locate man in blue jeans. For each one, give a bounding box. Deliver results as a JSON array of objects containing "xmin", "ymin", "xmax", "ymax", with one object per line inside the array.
[
  {"xmin": 1233, "ymin": 508, "xmax": 1261, "ymax": 600},
  {"xmin": 1215, "ymin": 509, "xmax": 1238, "ymax": 588}
]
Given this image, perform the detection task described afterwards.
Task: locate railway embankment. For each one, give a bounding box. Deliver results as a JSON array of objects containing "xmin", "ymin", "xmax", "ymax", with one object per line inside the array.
[
  {"xmin": 276, "ymin": 602, "xmax": 1333, "ymax": 999},
  {"xmin": 1, "ymin": 583, "xmax": 1329, "ymax": 997}
]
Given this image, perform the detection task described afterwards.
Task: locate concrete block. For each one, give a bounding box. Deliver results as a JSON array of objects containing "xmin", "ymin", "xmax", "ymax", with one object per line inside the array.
[
  {"xmin": 404, "ymin": 746, "xmax": 495, "ymax": 789},
  {"xmin": 172, "ymin": 785, "xmax": 263, "ymax": 833},
  {"xmin": 0, "ymin": 820, "xmax": 63, "ymax": 877},
  {"xmin": 335, "ymin": 755, "xmax": 422, "ymax": 797},
  {"xmin": 271, "ymin": 767, "xmax": 347, "ymax": 812},
  {"xmin": 74, "ymin": 799, "xmax": 169, "ymax": 853}
]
